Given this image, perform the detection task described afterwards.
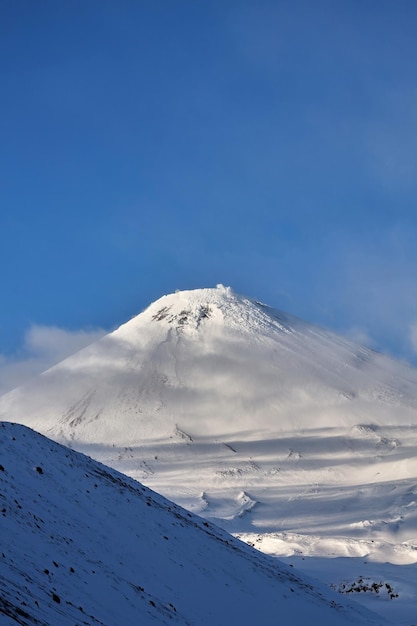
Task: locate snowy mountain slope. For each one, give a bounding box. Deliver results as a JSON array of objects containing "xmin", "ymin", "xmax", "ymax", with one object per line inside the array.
[
  {"xmin": 4, "ymin": 285, "xmax": 417, "ymax": 440},
  {"xmin": 1, "ymin": 286, "xmax": 417, "ymax": 622},
  {"xmin": 1, "ymin": 286, "xmax": 417, "ymax": 536},
  {"xmin": 0, "ymin": 421, "xmax": 382, "ymax": 626}
]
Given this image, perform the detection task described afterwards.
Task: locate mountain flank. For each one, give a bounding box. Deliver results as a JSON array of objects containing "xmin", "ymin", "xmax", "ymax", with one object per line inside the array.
[{"xmin": 0, "ymin": 421, "xmax": 382, "ymax": 625}]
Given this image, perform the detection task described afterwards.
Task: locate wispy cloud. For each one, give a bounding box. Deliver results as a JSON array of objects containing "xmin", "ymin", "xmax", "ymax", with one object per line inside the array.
[
  {"xmin": 0, "ymin": 325, "xmax": 106, "ymax": 395},
  {"xmin": 311, "ymin": 225, "xmax": 417, "ymax": 365},
  {"xmin": 409, "ymin": 322, "xmax": 417, "ymax": 357},
  {"xmin": 342, "ymin": 327, "xmax": 376, "ymax": 349},
  {"xmin": 366, "ymin": 88, "xmax": 417, "ymax": 191}
]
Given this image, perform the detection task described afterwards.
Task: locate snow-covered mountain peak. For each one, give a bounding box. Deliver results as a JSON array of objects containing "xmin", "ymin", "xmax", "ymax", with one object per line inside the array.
[
  {"xmin": 126, "ymin": 285, "xmax": 237, "ymax": 331},
  {"xmin": 114, "ymin": 284, "xmax": 287, "ymax": 338}
]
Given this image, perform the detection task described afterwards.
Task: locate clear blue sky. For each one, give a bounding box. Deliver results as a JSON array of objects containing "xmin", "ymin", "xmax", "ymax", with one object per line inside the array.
[{"xmin": 2, "ymin": 1, "xmax": 417, "ymax": 386}]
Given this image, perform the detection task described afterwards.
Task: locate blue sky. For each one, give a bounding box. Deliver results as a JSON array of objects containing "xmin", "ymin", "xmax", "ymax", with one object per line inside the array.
[{"xmin": 2, "ymin": 1, "xmax": 417, "ymax": 389}]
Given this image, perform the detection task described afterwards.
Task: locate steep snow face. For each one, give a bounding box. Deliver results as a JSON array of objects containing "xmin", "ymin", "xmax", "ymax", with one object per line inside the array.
[
  {"xmin": 2, "ymin": 286, "xmax": 417, "ymax": 621},
  {"xmin": 0, "ymin": 422, "xmax": 380, "ymax": 626}
]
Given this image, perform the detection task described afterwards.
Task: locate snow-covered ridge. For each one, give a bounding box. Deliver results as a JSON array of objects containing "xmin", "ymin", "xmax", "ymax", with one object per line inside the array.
[{"xmin": 0, "ymin": 422, "xmax": 380, "ymax": 625}]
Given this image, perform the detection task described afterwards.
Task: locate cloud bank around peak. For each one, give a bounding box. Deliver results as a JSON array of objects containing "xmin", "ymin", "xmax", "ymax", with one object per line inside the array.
[{"xmin": 0, "ymin": 325, "xmax": 106, "ymax": 396}]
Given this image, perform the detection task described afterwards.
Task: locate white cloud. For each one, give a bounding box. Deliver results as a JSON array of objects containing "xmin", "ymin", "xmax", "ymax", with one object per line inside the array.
[
  {"xmin": 366, "ymin": 88, "xmax": 417, "ymax": 190},
  {"xmin": 409, "ymin": 322, "xmax": 417, "ymax": 356},
  {"xmin": 24, "ymin": 325, "xmax": 106, "ymax": 360},
  {"xmin": 0, "ymin": 325, "xmax": 106, "ymax": 395},
  {"xmin": 342, "ymin": 327, "xmax": 376, "ymax": 349}
]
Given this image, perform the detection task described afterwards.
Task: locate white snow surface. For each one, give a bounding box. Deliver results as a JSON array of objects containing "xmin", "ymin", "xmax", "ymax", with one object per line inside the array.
[
  {"xmin": 0, "ymin": 422, "xmax": 381, "ymax": 625},
  {"xmin": 2, "ymin": 286, "xmax": 417, "ymax": 622}
]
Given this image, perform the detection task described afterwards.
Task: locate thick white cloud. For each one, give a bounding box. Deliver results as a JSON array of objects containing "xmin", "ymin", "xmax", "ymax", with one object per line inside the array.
[{"xmin": 0, "ymin": 325, "xmax": 106, "ymax": 395}]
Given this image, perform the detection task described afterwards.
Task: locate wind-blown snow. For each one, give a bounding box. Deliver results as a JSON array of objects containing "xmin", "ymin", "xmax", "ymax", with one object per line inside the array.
[
  {"xmin": 0, "ymin": 422, "xmax": 381, "ymax": 625},
  {"xmin": 1, "ymin": 286, "xmax": 417, "ymax": 622}
]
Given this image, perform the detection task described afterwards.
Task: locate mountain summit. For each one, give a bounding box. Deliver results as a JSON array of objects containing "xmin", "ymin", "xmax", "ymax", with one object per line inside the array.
[{"xmin": 2, "ymin": 286, "xmax": 417, "ymax": 622}]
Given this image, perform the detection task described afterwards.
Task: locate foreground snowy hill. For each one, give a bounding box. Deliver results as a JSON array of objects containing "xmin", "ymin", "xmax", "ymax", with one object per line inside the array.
[
  {"xmin": 1, "ymin": 286, "xmax": 417, "ymax": 622},
  {"xmin": 0, "ymin": 422, "xmax": 381, "ymax": 626}
]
